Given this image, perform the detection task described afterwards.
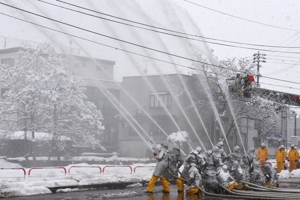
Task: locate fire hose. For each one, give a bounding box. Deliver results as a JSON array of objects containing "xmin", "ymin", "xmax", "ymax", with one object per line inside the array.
[
  {"xmin": 219, "ymin": 183, "xmax": 300, "ymax": 200},
  {"xmin": 243, "ymin": 181, "xmax": 300, "ymax": 193},
  {"xmin": 166, "ymin": 169, "xmax": 293, "ymax": 199}
]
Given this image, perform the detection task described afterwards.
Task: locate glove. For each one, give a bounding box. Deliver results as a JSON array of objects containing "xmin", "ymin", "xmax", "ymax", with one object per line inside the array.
[{"xmin": 153, "ymin": 152, "xmax": 157, "ymax": 157}]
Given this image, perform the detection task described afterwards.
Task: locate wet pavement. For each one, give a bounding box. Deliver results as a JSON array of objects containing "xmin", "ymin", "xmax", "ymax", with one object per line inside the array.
[
  {"xmin": 6, "ymin": 179, "xmax": 300, "ymax": 200},
  {"xmin": 1, "ymin": 184, "xmax": 246, "ymax": 200}
]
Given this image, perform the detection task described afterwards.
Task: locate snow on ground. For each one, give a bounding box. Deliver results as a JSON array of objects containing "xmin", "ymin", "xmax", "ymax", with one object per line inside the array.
[
  {"xmin": 0, "ymin": 158, "xmax": 22, "ymax": 168},
  {"xmin": 279, "ymin": 170, "xmax": 291, "ymax": 179},
  {"xmin": 0, "ymin": 158, "xmax": 156, "ymax": 198},
  {"xmin": 1, "ymin": 157, "xmax": 300, "ymax": 198}
]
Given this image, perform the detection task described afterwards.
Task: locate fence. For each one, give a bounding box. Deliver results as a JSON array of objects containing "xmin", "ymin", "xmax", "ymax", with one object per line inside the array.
[
  {"xmin": 133, "ymin": 166, "xmax": 156, "ymax": 173},
  {"xmin": 0, "ymin": 168, "xmax": 26, "ymax": 178},
  {"xmin": 0, "ymin": 165, "xmax": 155, "ymax": 178},
  {"xmin": 68, "ymin": 166, "xmax": 102, "ymax": 174},
  {"xmin": 28, "ymin": 167, "xmax": 67, "ymax": 177},
  {"xmin": 102, "ymin": 165, "xmax": 132, "ymax": 174}
]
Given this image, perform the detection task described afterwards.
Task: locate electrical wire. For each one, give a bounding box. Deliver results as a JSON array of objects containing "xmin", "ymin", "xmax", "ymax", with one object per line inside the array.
[
  {"xmin": 0, "ymin": 3, "xmax": 299, "ymax": 86},
  {"xmin": 264, "ymin": 34, "xmax": 300, "ymax": 58},
  {"xmin": 44, "ymin": 0, "xmax": 300, "ymax": 79},
  {"xmin": 260, "ymin": 82, "xmax": 300, "ymax": 90},
  {"xmin": 266, "ymin": 62, "xmax": 299, "ymax": 65},
  {"xmin": 263, "ymin": 66, "xmax": 299, "ymax": 73},
  {"xmin": 0, "ymin": 12, "xmax": 227, "ymax": 75},
  {"xmin": 266, "ymin": 58, "xmax": 300, "ymax": 62},
  {"xmin": 184, "ymin": 0, "xmax": 300, "ymax": 32},
  {"xmin": 266, "ymin": 55, "xmax": 300, "ymax": 59},
  {"xmin": 37, "ymin": 0, "xmax": 300, "ymax": 50}
]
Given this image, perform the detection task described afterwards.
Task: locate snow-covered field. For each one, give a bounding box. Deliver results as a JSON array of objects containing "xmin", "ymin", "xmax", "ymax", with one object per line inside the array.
[
  {"xmin": 0, "ymin": 158, "xmax": 155, "ymax": 198},
  {"xmin": 0, "ymin": 157, "xmax": 300, "ymax": 198}
]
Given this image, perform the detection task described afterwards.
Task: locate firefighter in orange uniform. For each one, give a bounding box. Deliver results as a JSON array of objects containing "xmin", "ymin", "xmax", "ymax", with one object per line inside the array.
[
  {"xmin": 276, "ymin": 145, "xmax": 286, "ymax": 173},
  {"xmin": 257, "ymin": 143, "xmax": 268, "ymax": 164},
  {"xmin": 288, "ymin": 144, "xmax": 299, "ymax": 172}
]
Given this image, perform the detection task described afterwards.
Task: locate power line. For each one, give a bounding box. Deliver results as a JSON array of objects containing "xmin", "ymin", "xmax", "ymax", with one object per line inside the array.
[
  {"xmin": 184, "ymin": 0, "xmax": 300, "ymax": 32},
  {"xmin": 260, "ymin": 82, "xmax": 300, "ymax": 90},
  {"xmin": 0, "ymin": 3, "xmax": 299, "ymax": 86},
  {"xmin": 37, "ymin": 0, "xmax": 300, "ymax": 51},
  {"xmin": 2, "ymin": 13, "xmax": 300, "ymax": 93},
  {"xmin": 0, "ymin": 12, "xmax": 228, "ymax": 74},
  {"xmin": 267, "ymin": 55, "xmax": 300, "ymax": 59},
  {"xmin": 266, "ymin": 62, "xmax": 299, "ymax": 65},
  {"xmin": 264, "ymin": 34, "xmax": 300, "ymax": 58},
  {"xmin": 266, "ymin": 57, "xmax": 300, "ymax": 62},
  {"xmin": 263, "ymin": 76, "xmax": 300, "ymax": 85},
  {"xmin": 263, "ymin": 66, "xmax": 299, "ymax": 72},
  {"xmin": 0, "ymin": 2, "xmax": 264, "ymax": 72}
]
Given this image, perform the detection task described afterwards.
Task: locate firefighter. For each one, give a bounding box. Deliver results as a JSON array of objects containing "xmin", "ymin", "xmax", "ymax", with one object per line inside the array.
[
  {"xmin": 202, "ymin": 147, "xmax": 222, "ymax": 193},
  {"xmin": 257, "ymin": 143, "xmax": 268, "ymax": 164},
  {"xmin": 242, "ymin": 148, "xmax": 256, "ymax": 174},
  {"xmin": 145, "ymin": 143, "xmax": 170, "ymax": 194},
  {"xmin": 240, "ymin": 160, "xmax": 250, "ymax": 182},
  {"xmin": 276, "ymin": 145, "xmax": 286, "ymax": 173},
  {"xmin": 250, "ymin": 161, "xmax": 265, "ymax": 186},
  {"xmin": 217, "ymin": 164, "xmax": 236, "ymax": 191},
  {"xmin": 227, "ymin": 73, "xmax": 243, "ymax": 96},
  {"xmin": 227, "ymin": 145, "xmax": 242, "ymax": 171},
  {"xmin": 185, "ymin": 163, "xmax": 203, "ymax": 199},
  {"xmin": 178, "ymin": 146, "xmax": 205, "ymax": 193},
  {"xmin": 263, "ymin": 163, "xmax": 278, "ymax": 188},
  {"xmin": 288, "ymin": 144, "xmax": 299, "ymax": 172},
  {"xmin": 243, "ymin": 75, "xmax": 253, "ymax": 98},
  {"xmin": 216, "ymin": 139, "xmax": 227, "ymax": 161},
  {"xmin": 165, "ymin": 147, "xmax": 184, "ymax": 193},
  {"xmin": 230, "ymin": 161, "xmax": 245, "ymax": 189}
]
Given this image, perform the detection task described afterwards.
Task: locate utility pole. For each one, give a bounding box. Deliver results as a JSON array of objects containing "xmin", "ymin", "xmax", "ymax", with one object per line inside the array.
[{"xmin": 253, "ymin": 52, "xmax": 266, "ymax": 87}]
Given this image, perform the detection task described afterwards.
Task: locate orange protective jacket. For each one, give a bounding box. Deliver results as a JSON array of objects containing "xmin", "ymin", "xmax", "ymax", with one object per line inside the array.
[
  {"xmin": 257, "ymin": 147, "xmax": 268, "ymax": 161},
  {"xmin": 276, "ymin": 149, "xmax": 286, "ymax": 162},
  {"xmin": 288, "ymin": 149, "xmax": 299, "ymax": 161}
]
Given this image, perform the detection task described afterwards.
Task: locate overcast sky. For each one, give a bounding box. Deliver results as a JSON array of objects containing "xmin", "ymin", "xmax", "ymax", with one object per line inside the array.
[{"xmin": 0, "ymin": 0, "xmax": 299, "ymax": 95}]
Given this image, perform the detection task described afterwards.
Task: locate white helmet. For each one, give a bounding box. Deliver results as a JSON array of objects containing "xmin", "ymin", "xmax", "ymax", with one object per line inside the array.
[
  {"xmin": 195, "ymin": 146, "xmax": 202, "ymax": 154},
  {"xmin": 222, "ymin": 164, "xmax": 228, "ymax": 171},
  {"xmin": 217, "ymin": 141, "xmax": 224, "ymax": 148},
  {"xmin": 233, "ymin": 146, "xmax": 240, "ymax": 152}
]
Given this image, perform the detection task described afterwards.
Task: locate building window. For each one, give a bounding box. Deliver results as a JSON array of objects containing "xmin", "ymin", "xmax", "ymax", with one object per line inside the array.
[
  {"xmin": 1, "ymin": 58, "xmax": 14, "ymax": 67},
  {"xmin": 150, "ymin": 92, "xmax": 170, "ymax": 108}
]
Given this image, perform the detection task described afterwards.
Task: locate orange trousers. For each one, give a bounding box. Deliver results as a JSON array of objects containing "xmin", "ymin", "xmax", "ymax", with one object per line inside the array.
[
  {"xmin": 277, "ymin": 161, "xmax": 284, "ymax": 173},
  {"xmin": 289, "ymin": 160, "xmax": 297, "ymax": 172},
  {"xmin": 228, "ymin": 180, "xmax": 236, "ymax": 191},
  {"xmin": 146, "ymin": 175, "xmax": 170, "ymax": 192},
  {"xmin": 186, "ymin": 187, "xmax": 202, "ymax": 199},
  {"xmin": 177, "ymin": 175, "xmax": 185, "ymax": 191}
]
